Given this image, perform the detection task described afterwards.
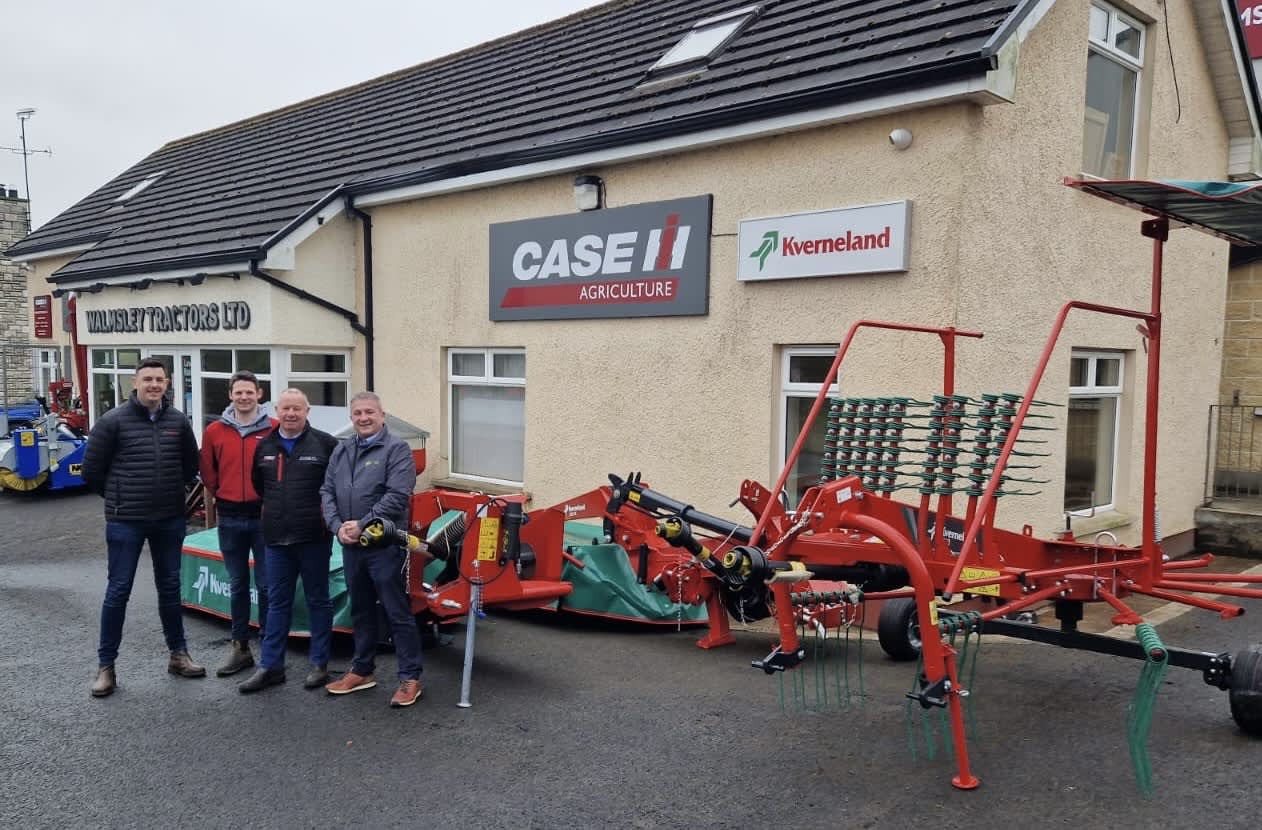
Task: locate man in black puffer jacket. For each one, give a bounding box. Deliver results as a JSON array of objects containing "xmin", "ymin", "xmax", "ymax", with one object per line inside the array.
[
  {"xmin": 82, "ymin": 357, "xmax": 203, "ymax": 697},
  {"xmin": 237, "ymin": 388, "xmax": 338, "ymax": 694}
]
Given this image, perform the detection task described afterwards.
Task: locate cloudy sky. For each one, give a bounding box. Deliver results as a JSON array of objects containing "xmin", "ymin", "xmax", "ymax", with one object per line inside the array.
[{"xmin": 1, "ymin": 0, "xmax": 608, "ymax": 229}]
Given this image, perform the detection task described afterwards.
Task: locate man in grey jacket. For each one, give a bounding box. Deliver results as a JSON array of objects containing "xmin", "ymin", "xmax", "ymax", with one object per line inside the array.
[{"xmin": 319, "ymin": 391, "xmax": 423, "ymax": 707}]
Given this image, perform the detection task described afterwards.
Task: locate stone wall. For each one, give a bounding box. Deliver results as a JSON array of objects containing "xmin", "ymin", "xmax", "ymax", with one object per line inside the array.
[{"xmin": 0, "ymin": 187, "xmax": 34, "ymax": 404}]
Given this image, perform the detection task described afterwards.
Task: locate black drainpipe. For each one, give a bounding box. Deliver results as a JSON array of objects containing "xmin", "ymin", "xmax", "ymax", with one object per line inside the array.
[
  {"xmin": 345, "ymin": 199, "xmax": 375, "ymax": 392},
  {"xmin": 248, "ymin": 261, "xmax": 366, "ymax": 335}
]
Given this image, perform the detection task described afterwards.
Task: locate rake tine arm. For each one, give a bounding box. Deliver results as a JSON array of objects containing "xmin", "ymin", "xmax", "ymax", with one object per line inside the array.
[
  {"xmin": 1096, "ymin": 587, "xmax": 1144, "ymax": 626},
  {"xmin": 1155, "ymin": 579, "xmax": 1262, "ymax": 601},
  {"xmin": 1125, "ymin": 584, "xmax": 1245, "ymax": 618}
]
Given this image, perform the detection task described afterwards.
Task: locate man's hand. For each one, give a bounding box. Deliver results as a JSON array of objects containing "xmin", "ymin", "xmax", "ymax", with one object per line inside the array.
[{"xmin": 337, "ymin": 520, "xmax": 362, "ymax": 546}]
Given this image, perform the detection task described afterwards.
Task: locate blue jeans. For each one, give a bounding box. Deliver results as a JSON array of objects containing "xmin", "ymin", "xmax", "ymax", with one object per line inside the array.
[
  {"xmin": 259, "ymin": 540, "xmax": 333, "ymax": 671},
  {"xmin": 98, "ymin": 517, "xmax": 188, "ymax": 666},
  {"xmin": 217, "ymin": 514, "xmax": 268, "ymax": 641},
  {"xmin": 344, "ymin": 546, "xmax": 421, "ymax": 680}
]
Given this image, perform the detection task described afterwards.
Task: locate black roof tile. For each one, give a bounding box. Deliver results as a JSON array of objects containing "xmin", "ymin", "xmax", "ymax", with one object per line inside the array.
[{"xmin": 10, "ymin": 0, "xmax": 1024, "ymax": 281}]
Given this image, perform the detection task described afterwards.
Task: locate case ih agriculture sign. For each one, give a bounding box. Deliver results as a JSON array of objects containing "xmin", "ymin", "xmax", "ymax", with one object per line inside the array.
[
  {"xmin": 738, "ymin": 201, "xmax": 911, "ymax": 282},
  {"xmin": 489, "ymin": 195, "xmax": 712, "ymax": 321}
]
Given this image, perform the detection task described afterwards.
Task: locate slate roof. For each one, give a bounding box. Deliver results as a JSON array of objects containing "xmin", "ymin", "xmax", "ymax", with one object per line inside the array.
[{"xmin": 10, "ymin": 0, "xmax": 1025, "ymax": 283}]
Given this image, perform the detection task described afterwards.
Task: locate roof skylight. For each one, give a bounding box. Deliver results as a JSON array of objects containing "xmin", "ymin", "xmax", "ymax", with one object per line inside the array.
[
  {"xmin": 650, "ymin": 5, "xmax": 761, "ymax": 74},
  {"xmin": 114, "ymin": 171, "xmax": 164, "ymax": 203}
]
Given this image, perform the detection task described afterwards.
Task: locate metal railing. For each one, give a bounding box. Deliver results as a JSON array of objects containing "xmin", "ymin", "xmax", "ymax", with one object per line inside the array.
[{"xmin": 1206, "ymin": 405, "xmax": 1262, "ymax": 501}]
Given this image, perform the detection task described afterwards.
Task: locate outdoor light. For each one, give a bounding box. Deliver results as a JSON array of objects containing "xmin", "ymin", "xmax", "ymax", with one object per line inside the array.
[
  {"xmin": 888, "ymin": 128, "xmax": 914, "ymax": 150},
  {"xmin": 188, "ymin": 274, "xmax": 206, "ymax": 286},
  {"xmin": 573, "ymin": 174, "xmax": 604, "ymax": 211}
]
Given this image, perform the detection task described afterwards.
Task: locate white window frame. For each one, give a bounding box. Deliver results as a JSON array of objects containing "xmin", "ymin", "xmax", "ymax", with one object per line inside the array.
[
  {"xmin": 1083, "ymin": 2, "xmax": 1145, "ymax": 179},
  {"xmin": 195, "ymin": 347, "xmax": 276, "ymax": 431},
  {"xmin": 35, "ymin": 348, "xmax": 59, "ymax": 395},
  {"xmin": 88, "ymin": 347, "xmax": 143, "ymax": 423},
  {"xmin": 447, "ymin": 347, "xmax": 526, "ymax": 486},
  {"xmin": 778, "ymin": 346, "xmax": 841, "ymax": 506},
  {"xmin": 1066, "ymin": 349, "xmax": 1124, "ymax": 515},
  {"xmin": 650, "ymin": 4, "xmax": 760, "ymax": 74},
  {"xmin": 285, "ymin": 349, "xmax": 352, "ymax": 407}
]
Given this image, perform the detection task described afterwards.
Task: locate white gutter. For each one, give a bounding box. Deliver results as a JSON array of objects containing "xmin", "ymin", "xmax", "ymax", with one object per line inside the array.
[
  {"xmin": 354, "ymin": 76, "xmax": 1008, "ymax": 209},
  {"xmin": 9, "ymin": 242, "xmax": 98, "ymax": 263}
]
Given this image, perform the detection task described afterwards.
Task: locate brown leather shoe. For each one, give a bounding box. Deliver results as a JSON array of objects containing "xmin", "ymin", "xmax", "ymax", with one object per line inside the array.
[
  {"xmin": 216, "ymin": 640, "xmax": 255, "ymax": 677},
  {"xmin": 90, "ymin": 665, "xmax": 116, "ymax": 698},
  {"xmin": 389, "ymin": 679, "xmax": 422, "ymax": 708},
  {"xmin": 167, "ymin": 650, "xmax": 207, "ymax": 678},
  {"xmin": 325, "ymin": 671, "xmax": 376, "ymax": 695}
]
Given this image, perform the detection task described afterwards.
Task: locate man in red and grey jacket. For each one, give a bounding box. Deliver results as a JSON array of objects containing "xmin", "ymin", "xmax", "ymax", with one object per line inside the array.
[{"xmin": 199, "ymin": 370, "xmax": 277, "ymax": 676}]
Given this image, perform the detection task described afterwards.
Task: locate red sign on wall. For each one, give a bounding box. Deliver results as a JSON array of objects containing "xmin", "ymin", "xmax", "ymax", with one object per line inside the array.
[
  {"xmin": 1239, "ymin": 1, "xmax": 1262, "ymax": 60},
  {"xmin": 33, "ymin": 294, "xmax": 53, "ymax": 339}
]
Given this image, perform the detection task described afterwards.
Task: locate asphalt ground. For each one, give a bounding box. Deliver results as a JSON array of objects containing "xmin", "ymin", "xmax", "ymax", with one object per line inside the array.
[{"xmin": 3, "ymin": 487, "xmax": 1262, "ymax": 829}]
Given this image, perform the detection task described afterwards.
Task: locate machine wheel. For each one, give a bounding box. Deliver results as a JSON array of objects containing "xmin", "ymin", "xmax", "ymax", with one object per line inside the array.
[
  {"xmin": 1230, "ymin": 646, "xmax": 1262, "ymax": 736},
  {"xmin": 878, "ymin": 597, "xmax": 922, "ymax": 661}
]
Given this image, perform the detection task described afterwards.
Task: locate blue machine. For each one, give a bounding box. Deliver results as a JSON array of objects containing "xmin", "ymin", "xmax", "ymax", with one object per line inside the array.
[{"xmin": 0, "ymin": 420, "xmax": 88, "ymax": 492}]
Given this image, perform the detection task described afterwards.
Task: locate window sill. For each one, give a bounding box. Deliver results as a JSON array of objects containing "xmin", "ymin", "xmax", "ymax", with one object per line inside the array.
[
  {"xmin": 431, "ymin": 477, "xmax": 531, "ymax": 502},
  {"xmin": 1069, "ymin": 510, "xmax": 1133, "ymax": 540}
]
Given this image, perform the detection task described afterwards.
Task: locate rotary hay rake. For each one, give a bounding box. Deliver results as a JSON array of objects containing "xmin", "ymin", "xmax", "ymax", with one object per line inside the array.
[{"xmin": 594, "ymin": 178, "xmax": 1262, "ymax": 793}]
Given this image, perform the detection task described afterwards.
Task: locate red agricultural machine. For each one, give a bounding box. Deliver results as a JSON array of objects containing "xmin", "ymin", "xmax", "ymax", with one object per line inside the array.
[{"xmin": 391, "ymin": 179, "xmax": 1262, "ymax": 791}]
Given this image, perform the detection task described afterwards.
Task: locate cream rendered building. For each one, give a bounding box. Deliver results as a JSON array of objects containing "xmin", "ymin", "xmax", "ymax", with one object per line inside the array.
[{"xmin": 10, "ymin": 0, "xmax": 1261, "ymax": 553}]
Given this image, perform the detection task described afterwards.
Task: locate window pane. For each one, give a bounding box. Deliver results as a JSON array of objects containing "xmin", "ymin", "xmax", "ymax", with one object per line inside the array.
[
  {"xmin": 291, "ymin": 352, "xmax": 346, "ymax": 374},
  {"xmin": 1070, "ymin": 357, "xmax": 1089, "ymax": 387},
  {"xmin": 790, "ymin": 354, "xmax": 834, "ymax": 384},
  {"xmin": 291, "ymin": 380, "xmax": 347, "ymax": 407},
  {"xmin": 117, "ymin": 349, "xmax": 140, "ymax": 369},
  {"xmin": 452, "ymin": 384, "xmax": 525, "ymax": 482},
  {"xmin": 202, "ymin": 349, "xmax": 231, "ymax": 373},
  {"xmin": 785, "ymin": 396, "xmax": 830, "ymax": 506},
  {"xmin": 1113, "ymin": 20, "xmax": 1141, "ymax": 59},
  {"xmin": 1096, "ymin": 358, "xmax": 1120, "ymax": 386},
  {"xmin": 451, "ymin": 353, "xmax": 485, "ymax": 377},
  {"xmin": 92, "ymin": 373, "xmax": 117, "ymax": 416},
  {"xmin": 92, "ymin": 349, "xmax": 115, "ymax": 369},
  {"xmin": 1064, "ymin": 396, "xmax": 1117, "ymax": 510},
  {"xmin": 202, "ymin": 377, "xmax": 230, "ymax": 429},
  {"xmin": 492, "ymin": 353, "xmax": 526, "ymax": 379},
  {"xmin": 656, "ymin": 19, "xmax": 743, "ymax": 69},
  {"xmin": 236, "ymin": 349, "xmax": 270, "ymax": 374},
  {"xmin": 1089, "ymin": 5, "xmax": 1109, "ymax": 42},
  {"xmin": 1083, "ymin": 51, "xmax": 1137, "ymax": 178}
]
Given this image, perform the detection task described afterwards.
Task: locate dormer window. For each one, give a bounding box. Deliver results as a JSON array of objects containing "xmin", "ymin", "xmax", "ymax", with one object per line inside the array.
[
  {"xmin": 114, "ymin": 171, "xmax": 164, "ymax": 203},
  {"xmin": 649, "ymin": 5, "xmax": 761, "ymax": 75}
]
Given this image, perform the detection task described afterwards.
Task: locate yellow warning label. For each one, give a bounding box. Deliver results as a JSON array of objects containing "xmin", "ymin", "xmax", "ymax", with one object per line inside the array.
[
  {"xmin": 928, "ymin": 599, "xmax": 940, "ymax": 627},
  {"xmin": 69, "ymin": 463, "xmax": 83, "ymax": 476},
  {"xmin": 19, "ymin": 432, "xmax": 35, "ymax": 447},
  {"xmin": 628, "ymin": 491, "xmax": 640, "ymax": 503},
  {"xmin": 960, "ymin": 567, "xmax": 1001, "ymax": 596},
  {"xmin": 476, "ymin": 517, "xmax": 500, "ymax": 561}
]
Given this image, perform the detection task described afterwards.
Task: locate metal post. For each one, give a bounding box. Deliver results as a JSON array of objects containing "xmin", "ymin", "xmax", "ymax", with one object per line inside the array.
[
  {"xmin": 19, "ymin": 112, "xmax": 29, "ymax": 200},
  {"xmin": 456, "ymin": 582, "xmax": 481, "ymax": 708}
]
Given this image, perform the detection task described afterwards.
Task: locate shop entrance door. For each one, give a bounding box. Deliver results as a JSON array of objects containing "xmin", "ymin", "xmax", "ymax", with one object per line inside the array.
[{"xmin": 147, "ymin": 350, "xmax": 197, "ymax": 435}]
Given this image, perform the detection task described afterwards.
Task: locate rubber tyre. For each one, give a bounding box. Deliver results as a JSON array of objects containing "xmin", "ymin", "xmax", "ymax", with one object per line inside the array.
[
  {"xmin": 877, "ymin": 597, "xmax": 922, "ymax": 662},
  {"xmin": 1230, "ymin": 645, "xmax": 1262, "ymax": 737}
]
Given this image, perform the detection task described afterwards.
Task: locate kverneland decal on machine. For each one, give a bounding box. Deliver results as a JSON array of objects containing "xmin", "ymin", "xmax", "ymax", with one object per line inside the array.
[{"xmin": 489, "ymin": 195, "xmax": 712, "ymax": 320}]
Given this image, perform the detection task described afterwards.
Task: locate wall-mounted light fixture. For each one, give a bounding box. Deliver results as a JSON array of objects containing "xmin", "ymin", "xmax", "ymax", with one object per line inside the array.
[
  {"xmin": 130, "ymin": 278, "xmax": 153, "ymax": 291},
  {"xmin": 573, "ymin": 174, "xmax": 604, "ymax": 211},
  {"xmin": 188, "ymin": 274, "xmax": 206, "ymax": 286}
]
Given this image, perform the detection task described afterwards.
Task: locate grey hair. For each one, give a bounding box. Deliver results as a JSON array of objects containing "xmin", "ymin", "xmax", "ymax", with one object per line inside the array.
[
  {"xmin": 277, "ymin": 387, "xmax": 310, "ymax": 405},
  {"xmin": 349, "ymin": 390, "xmax": 383, "ymax": 410}
]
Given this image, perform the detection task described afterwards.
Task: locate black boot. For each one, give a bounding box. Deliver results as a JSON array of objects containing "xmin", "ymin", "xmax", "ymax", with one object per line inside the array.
[{"xmin": 238, "ymin": 667, "xmax": 286, "ymax": 694}]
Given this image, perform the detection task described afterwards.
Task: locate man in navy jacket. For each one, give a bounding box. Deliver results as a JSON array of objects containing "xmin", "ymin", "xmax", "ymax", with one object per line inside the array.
[{"xmin": 82, "ymin": 357, "xmax": 203, "ymax": 697}]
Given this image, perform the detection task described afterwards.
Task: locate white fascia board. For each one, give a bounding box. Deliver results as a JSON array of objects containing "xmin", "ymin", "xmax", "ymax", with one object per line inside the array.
[
  {"xmin": 354, "ymin": 77, "xmax": 1004, "ymax": 209},
  {"xmin": 51, "ymin": 261, "xmax": 254, "ymax": 290},
  {"xmin": 8, "ymin": 242, "xmax": 98, "ymax": 263},
  {"xmin": 258, "ymin": 188, "xmax": 346, "ymax": 271}
]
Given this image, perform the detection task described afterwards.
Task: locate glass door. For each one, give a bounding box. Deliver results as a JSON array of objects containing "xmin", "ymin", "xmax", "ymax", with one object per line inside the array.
[{"xmin": 146, "ymin": 350, "xmax": 198, "ymax": 435}]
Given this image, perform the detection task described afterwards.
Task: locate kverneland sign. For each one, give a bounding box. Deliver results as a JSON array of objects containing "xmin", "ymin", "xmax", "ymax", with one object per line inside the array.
[
  {"xmin": 738, "ymin": 201, "xmax": 911, "ymax": 282},
  {"xmin": 488, "ymin": 195, "xmax": 712, "ymax": 320}
]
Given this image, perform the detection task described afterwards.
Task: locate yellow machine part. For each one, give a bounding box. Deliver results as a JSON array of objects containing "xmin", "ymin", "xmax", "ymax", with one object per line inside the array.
[{"xmin": 0, "ymin": 468, "xmax": 48, "ymax": 492}]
